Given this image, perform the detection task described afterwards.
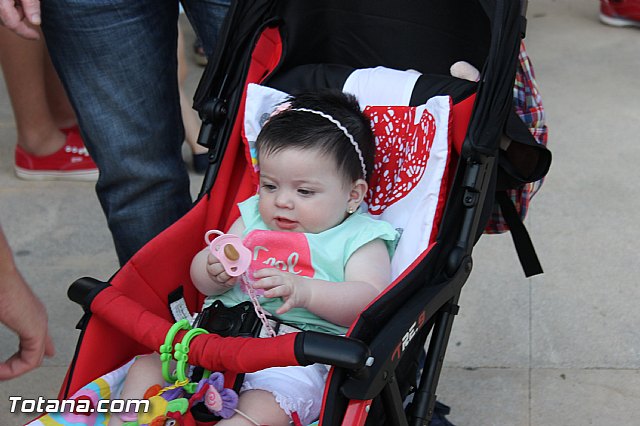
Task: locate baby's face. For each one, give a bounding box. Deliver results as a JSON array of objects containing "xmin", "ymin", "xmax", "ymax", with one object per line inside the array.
[{"xmin": 258, "ymin": 148, "xmax": 354, "ymax": 233}]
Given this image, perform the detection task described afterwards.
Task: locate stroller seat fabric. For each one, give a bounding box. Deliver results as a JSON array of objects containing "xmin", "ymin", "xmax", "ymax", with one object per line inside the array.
[{"xmin": 28, "ymin": 66, "xmax": 460, "ymax": 426}]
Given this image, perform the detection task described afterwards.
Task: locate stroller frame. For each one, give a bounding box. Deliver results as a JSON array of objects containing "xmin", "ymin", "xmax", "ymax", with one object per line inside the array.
[{"xmin": 55, "ymin": 1, "xmax": 530, "ymax": 425}]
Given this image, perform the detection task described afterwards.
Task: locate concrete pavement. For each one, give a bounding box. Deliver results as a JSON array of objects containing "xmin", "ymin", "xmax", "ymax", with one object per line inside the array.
[{"xmin": 1, "ymin": 1, "xmax": 639, "ymax": 424}]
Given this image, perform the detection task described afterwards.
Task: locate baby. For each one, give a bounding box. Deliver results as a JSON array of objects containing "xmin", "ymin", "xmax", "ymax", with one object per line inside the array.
[{"xmin": 112, "ymin": 90, "xmax": 398, "ymax": 426}]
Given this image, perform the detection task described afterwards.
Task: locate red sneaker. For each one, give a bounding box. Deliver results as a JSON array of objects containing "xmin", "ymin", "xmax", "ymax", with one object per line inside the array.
[
  {"xmin": 600, "ymin": 0, "xmax": 640, "ymax": 26},
  {"xmin": 14, "ymin": 128, "xmax": 99, "ymax": 181}
]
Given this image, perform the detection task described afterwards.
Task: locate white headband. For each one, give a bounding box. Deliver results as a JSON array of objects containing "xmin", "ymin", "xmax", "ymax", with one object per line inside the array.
[{"xmin": 289, "ymin": 107, "xmax": 367, "ymax": 180}]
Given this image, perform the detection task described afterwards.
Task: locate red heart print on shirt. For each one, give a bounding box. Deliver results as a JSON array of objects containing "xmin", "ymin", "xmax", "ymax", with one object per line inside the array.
[{"xmin": 364, "ymin": 106, "xmax": 436, "ymax": 214}]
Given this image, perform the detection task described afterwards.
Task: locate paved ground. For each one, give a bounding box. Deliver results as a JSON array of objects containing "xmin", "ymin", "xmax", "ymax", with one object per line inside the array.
[{"xmin": 1, "ymin": 1, "xmax": 639, "ymax": 424}]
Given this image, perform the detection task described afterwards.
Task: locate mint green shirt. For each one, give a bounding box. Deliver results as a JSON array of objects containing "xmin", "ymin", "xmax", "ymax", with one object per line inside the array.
[{"xmin": 205, "ymin": 195, "xmax": 398, "ymax": 335}]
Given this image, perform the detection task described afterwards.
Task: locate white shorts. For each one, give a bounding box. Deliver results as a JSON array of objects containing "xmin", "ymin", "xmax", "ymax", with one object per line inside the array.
[{"xmin": 241, "ymin": 363, "xmax": 329, "ymax": 425}]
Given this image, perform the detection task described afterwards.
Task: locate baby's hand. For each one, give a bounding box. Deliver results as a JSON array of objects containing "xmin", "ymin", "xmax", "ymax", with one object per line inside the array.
[
  {"xmin": 252, "ymin": 268, "xmax": 311, "ymax": 315},
  {"xmin": 206, "ymin": 253, "xmax": 237, "ymax": 289}
]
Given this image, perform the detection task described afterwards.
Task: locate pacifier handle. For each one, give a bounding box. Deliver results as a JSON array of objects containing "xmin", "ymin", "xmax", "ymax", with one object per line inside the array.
[{"xmin": 204, "ymin": 229, "xmax": 224, "ymax": 246}]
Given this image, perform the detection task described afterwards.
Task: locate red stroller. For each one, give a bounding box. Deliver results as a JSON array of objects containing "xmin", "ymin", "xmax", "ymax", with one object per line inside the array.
[{"xmin": 29, "ymin": 0, "xmax": 550, "ymax": 425}]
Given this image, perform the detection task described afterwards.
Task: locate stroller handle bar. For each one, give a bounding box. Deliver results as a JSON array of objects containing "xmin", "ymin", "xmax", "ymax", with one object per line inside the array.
[{"xmin": 69, "ymin": 277, "xmax": 370, "ymax": 373}]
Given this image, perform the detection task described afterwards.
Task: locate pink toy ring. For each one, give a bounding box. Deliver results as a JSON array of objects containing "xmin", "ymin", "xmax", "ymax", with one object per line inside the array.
[{"xmin": 204, "ymin": 230, "xmax": 252, "ymax": 277}]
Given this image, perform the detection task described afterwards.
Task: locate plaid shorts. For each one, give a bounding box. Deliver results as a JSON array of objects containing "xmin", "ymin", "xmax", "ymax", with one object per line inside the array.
[{"xmin": 485, "ymin": 41, "xmax": 548, "ymax": 234}]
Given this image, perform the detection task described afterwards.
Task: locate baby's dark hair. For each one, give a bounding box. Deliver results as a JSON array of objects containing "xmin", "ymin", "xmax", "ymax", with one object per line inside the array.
[{"xmin": 256, "ymin": 90, "xmax": 375, "ymax": 183}]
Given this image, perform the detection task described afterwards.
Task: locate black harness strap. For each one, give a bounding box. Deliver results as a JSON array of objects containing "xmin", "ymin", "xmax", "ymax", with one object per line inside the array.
[{"xmin": 496, "ymin": 191, "xmax": 543, "ymax": 277}]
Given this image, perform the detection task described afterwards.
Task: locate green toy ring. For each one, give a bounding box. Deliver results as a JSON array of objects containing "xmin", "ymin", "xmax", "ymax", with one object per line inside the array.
[
  {"xmin": 160, "ymin": 319, "xmax": 191, "ymax": 383},
  {"xmin": 174, "ymin": 327, "xmax": 209, "ymax": 393}
]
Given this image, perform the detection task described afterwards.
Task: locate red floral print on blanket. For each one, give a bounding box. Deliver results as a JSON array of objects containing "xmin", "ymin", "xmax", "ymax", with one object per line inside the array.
[{"xmin": 364, "ymin": 106, "xmax": 436, "ymax": 214}]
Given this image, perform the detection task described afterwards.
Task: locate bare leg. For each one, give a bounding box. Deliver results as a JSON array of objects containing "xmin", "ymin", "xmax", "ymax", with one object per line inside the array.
[
  {"xmin": 216, "ymin": 389, "xmax": 291, "ymax": 426},
  {"xmin": 0, "ymin": 26, "xmax": 66, "ymax": 156},
  {"xmin": 43, "ymin": 46, "xmax": 77, "ymax": 130},
  {"xmin": 177, "ymin": 24, "xmax": 206, "ymax": 156},
  {"xmin": 107, "ymin": 354, "xmax": 164, "ymax": 426}
]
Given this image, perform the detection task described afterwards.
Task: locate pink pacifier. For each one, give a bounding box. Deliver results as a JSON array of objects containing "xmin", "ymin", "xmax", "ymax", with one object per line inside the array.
[{"xmin": 204, "ymin": 230, "xmax": 252, "ymax": 277}]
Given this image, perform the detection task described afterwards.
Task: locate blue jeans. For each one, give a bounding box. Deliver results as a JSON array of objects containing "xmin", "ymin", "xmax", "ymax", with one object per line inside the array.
[{"xmin": 41, "ymin": 0, "xmax": 230, "ymax": 265}]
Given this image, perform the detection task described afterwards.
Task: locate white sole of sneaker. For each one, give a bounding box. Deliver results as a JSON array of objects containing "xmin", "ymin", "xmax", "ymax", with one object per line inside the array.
[
  {"xmin": 14, "ymin": 167, "xmax": 99, "ymax": 182},
  {"xmin": 599, "ymin": 13, "xmax": 640, "ymax": 27}
]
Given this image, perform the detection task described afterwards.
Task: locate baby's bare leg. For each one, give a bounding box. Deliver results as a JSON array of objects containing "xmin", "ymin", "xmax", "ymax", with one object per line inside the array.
[
  {"xmin": 216, "ymin": 389, "xmax": 291, "ymax": 426},
  {"xmin": 107, "ymin": 354, "xmax": 164, "ymax": 426}
]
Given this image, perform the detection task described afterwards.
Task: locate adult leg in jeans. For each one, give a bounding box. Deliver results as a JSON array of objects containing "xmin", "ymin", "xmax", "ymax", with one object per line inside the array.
[
  {"xmin": 41, "ymin": 1, "xmax": 229, "ymax": 265},
  {"xmin": 181, "ymin": 0, "xmax": 230, "ymax": 59}
]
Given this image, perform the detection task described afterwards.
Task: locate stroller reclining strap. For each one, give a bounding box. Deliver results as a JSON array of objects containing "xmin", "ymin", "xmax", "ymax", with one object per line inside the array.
[
  {"xmin": 168, "ymin": 286, "xmax": 196, "ymax": 325},
  {"xmin": 496, "ymin": 191, "xmax": 543, "ymax": 277}
]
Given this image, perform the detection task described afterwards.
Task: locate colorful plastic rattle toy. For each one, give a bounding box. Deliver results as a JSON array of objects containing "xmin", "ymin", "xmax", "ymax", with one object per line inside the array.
[{"xmin": 204, "ymin": 230, "xmax": 252, "ymax": 277}]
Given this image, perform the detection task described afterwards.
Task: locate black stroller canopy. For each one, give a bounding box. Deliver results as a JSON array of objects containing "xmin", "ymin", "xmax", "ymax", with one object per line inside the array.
[
  {"xmin": 271, "ymin": 0, "xmax": 491, "ymax": 75},
  {"xmin": 195, "ymin": 0, "xmax": 522, "ymax": 158},
  {"xmin": 196, "ymin": 0, "xmax": 493, "ymax": 101}
]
